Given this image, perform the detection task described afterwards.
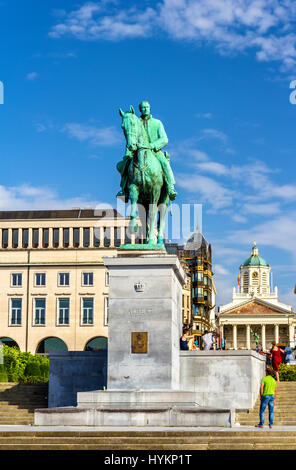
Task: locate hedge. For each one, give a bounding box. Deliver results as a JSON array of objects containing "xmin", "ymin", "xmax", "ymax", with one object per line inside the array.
[
  {"xmin": 0, "ymin": 345, "xmax": 49, "ymax": 383},
  {"xmin": 275, "ymin": 363, "xmax": 296, "ymax": 382}
]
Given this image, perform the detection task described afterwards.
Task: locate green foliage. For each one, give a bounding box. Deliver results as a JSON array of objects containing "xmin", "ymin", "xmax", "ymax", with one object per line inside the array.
[
  {"xmin": 0, "ymin": 345, "xmax": 49, "ymax": 383},
  {"xmin": 277, "ymin": 364, "xmax": 296, "ymax": 381},
  {"xmin": 0, "ymin": 364, "xmax": 8, "ymax": 382}
]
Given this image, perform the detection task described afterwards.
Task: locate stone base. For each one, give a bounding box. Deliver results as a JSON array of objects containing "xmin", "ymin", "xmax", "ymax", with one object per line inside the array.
[
  {"xmin": 119, "ymin": 243, "xmax": 165, "ymax": 251},
  {"xmin": 35, "ymin": 390, "xmax": 233, "ymax": 427},
  {"xmin": 35, "ymin": 407, "xmax": 233, "ymax": 427}
]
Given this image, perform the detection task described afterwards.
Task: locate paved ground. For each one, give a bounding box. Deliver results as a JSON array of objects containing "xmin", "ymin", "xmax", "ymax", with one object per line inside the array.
[{"xmin": 0, "ymin": 425, "xmax": 296, "ymax": 432}]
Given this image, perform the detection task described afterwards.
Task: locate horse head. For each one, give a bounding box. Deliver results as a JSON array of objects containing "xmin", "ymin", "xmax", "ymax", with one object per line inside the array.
[{"xmin": 119, "ymin": 105, "xmax": 139, "ymax": 152}]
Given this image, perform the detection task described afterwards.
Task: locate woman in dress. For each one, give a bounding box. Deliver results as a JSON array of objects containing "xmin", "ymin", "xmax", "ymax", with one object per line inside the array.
[{"xmin": 269, "ymin": 341, "xmax": 284, "ymax": 383}]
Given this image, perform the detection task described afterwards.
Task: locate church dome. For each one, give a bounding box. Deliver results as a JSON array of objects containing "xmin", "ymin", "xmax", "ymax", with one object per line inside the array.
[{"xmin": 242, "ymin": 243, "xmax": 268, "ymax": 267}]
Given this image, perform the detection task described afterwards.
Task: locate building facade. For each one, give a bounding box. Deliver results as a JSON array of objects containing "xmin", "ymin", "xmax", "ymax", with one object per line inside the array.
[
  {"xmin": 217, "ymin": 243, "xmax": 296, "ymax": 350},
  {"xmin": 0, "ymin": 209, "xmax": 192, "ymax": 354},
  {"xmin": 166, "ymin": 229, "xmax": 216, "ymax": 341}
]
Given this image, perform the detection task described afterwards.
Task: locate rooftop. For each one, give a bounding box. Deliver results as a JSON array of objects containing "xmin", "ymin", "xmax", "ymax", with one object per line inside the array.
[{"xmin": 0, "ymin": 209, "xmax": 123, "ymax": 220}]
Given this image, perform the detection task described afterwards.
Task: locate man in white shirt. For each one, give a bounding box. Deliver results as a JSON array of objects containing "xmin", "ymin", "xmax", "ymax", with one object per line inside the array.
[{"xmin": 202, "ymin": 330, "xmax": 214, "ymax": 350}]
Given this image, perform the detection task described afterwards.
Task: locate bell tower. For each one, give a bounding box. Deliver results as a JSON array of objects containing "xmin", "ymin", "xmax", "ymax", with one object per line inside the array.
[{"xmin": 238, "ymin": 242, "xmax": 271, "ymax": 297}]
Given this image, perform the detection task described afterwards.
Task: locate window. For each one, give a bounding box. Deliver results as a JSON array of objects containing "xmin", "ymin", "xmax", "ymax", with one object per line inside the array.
[
  {"xmin": 105, "ymin": 271, "xmax": 109, "ymax": 287},
  {"xmin": 83, "ymin": 228, "xmax": 90, "ymax": 247},
  {"xmin": 104, "ymin": 297, "xmax": 109, "ymax": 326},
  {"xmin": 114, "ymin": 227, "xmax": 121, "ymax": 247},
  {"xmin": 94, "ymin": 227, "xmax": 100, "ymax": 247},
  {"xmin": 42, "ymin": 229, "xmax": 49, "ymax": 248},
  {"xmin": 63, "ymin": 228, "xmax": 69, "ymax": 248},
  {"xmin": 35, "ymin": 273, "xmax": 46, "ymax": 286},
  {"xmin": 58, "ymin": 272, "xmax": 70, "ymax": 286},
  {"xmin": 82, "ymin": 298, "xmax": 94, "ymax": 325},
  {"xmin": 2, "ymin": 229, "xmax": 8, "ymax": 248},
  {"xmin": 11, "ymin": 273, "xmax": 22, "ymax": 287},
  {"xmin": 82, "ymin": 272, "xmax": 94, "ymax": 286},
  {"xmin": 53, "ymin": 228, "xmax": 59, "ymax": 248},
  {"xmin": 58, "ymin": 298, "xmax": 70, "ymax": 325},
  {"xmin": 12, "ymin": 229, "xmax": 19, "ymax": 248},
  {"xmin": 73, "ymin": 228, "xmax": 79, "ymax": 247},
  {"xmin": 10, "ymin": 299, "xmax": 22, "ymax": 325},
  {"xmin": 34, "ymin": 298, "xmax": 46, "ymax": 325},
  {"xmin": 22, "ymin": 229, "xmax": 28, "ymax": 248},
  {"xmin": 32, "ymin": 229, "xmax": 39, "ymax": 248}
]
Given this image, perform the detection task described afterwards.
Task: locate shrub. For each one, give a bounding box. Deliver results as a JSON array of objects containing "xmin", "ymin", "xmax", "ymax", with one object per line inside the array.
[
  {"xmin": 278, "ymin": 364, "xmax": 296, "ymax": 381},
  {"xmin": 0, "ymin": 364, "xmax": 8, "ymax": 382},
  {"xmin": 0, "ymin": 345, "xmax": 49, "ymax": 383}
]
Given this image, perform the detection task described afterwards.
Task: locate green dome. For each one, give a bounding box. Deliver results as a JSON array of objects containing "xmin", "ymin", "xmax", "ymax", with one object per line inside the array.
[
  {"xmin": 242, "ymin": 243, "xmax": 269, "ymax": 267},
  {"xmin": 242, "ymin": 255, "xmax": 268, "ymax": 267}
]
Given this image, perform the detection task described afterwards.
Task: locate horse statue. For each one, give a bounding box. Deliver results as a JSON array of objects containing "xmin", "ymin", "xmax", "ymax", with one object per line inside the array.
[{"xmin": 119, "ymin": 105, "xmax": 170, "ymax": 247}]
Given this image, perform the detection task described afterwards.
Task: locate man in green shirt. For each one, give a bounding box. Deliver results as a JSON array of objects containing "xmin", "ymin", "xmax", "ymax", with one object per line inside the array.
[{"xmin": 256, "ymin": 368, "xmax": 277, "ymax": 428}]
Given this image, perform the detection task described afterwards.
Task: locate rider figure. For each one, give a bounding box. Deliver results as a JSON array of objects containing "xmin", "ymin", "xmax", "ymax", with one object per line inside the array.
[{"xmin": 116, "ymin": 101, "xmax": 177, "ymax": 201}]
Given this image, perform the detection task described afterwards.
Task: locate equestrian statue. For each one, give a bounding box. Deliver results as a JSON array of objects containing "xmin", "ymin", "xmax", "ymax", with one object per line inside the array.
[{"xmin": 116, "ymin": 101, "xmax": 177, "ymax": 248}]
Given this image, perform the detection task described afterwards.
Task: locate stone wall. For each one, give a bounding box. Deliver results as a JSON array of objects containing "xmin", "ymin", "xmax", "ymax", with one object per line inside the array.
[
  {"xmin": 47, "ymin": 351, "xmax": 107, "ymax": 407},
  {"xmin": 180, "ymin": 350, "xmax": 266, "ymax": 410}
]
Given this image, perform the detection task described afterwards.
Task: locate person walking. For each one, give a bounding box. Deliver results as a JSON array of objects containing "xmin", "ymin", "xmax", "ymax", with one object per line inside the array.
[
  {"xmin": 255, "ymin": 368, "xmax": 277, "ymax": 429},
  {"xmin": 201, "ymin": 330, "xmax": 214, "ymax": 351},
  {"xmin": 269, "ymin": 342, "xmax": 284, "ymax": 383},
  {"xmin": 284, "ymin": 345, "xmax": 293, "ymax": 364}
]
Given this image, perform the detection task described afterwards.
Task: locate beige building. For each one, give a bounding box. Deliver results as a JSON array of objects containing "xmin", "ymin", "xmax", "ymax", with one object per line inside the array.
[
  {"xmin": 217, "ymin": 243, "xmax": 296, "ymax": 350},
  {"xmin": 0, "ymin": 209, "xmax": 190, "ymax": 354}
]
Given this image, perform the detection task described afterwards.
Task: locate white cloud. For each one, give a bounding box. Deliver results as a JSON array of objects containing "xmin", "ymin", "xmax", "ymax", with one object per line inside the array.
[
  {"xmin": 201, "ymin": 128, "xmax": 228, "ymax": 143},
  {"xmin": 214, "ymin": 264, "xmax": 231, "ymax": 276},
  {"xmin": 176, "ymin": 173, "xmax": 234, "ymax": 210},
  {"xmin": 0, "ymin": 184, "xmax": 106, "ymax": 211},
  {"xmin": 26, "ymin": 72, "xmax": 38, "ymax": 81},
  {"xmin": 195, "ymin": 161, "xmax": 228, "ymax": 176},
  {"xmin": 49, "ymin": 2, "xmax": 156, "ymax": 41},
  {"xmin": 61, "ymin": 122, "xmax": 122, "ymax": 146},
  {"xmin": 196, "ymin": 112, "xmax": 212, "ymax": 119},
  {"xmin": 243, "ymin": 202, "xmax": 281, "ymax": 216},
  {"xmin": 49, "ymin": 0, "xmax": 296, "ymax": 72},
  {"xmin": 227, "ymin": 214, "xmax": 296, "ymax": 258}
]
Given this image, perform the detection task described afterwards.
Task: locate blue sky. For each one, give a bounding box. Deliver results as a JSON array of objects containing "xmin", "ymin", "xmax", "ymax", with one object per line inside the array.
[{"xmin": 1, "ymin": 0, "xmax": 296, "ymax": 307}]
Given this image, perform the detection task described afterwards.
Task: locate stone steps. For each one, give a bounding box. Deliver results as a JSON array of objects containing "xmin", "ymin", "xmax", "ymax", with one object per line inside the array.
[
  {"xmin": 0, "ymin": 432, "xmax": 295, "ymax": 450},
  {"xmin": 236, "ymin": 382, "xmax": 296, "ymax": 426},
  {"xmin": 0, "ymin": 383, "xmax": 48, "ymax": 424}
]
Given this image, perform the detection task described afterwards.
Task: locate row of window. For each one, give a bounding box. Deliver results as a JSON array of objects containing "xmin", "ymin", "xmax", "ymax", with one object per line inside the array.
[
  {"xmin": 191, "ymin": 272, "xmax": 211, "ymax": 286},
  {"xmin": 1, "ymin": 227, "xmax": 137, "ymax": 249},
  {"xmin": 192, "ymin": 287, "xmax": 212, "ymax": 303},
  {"xmin": 10, "ymin": 297, "xmax": 109, "ymax": 326},
  {"xmin": 10, "ymin": 271, "xmax": 105, "ymax": 288}
]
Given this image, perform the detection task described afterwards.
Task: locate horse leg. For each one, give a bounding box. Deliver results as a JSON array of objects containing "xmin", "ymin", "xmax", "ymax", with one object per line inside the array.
[
  {"xmin": 137, "ymin": 199, "xmax": 147, "ymax": 243},
  {"xmin": 148, "ymin": 188, "xmax": 161, "ymax": 245},
  {"xmin": 128, "ymin": 184, "xmax": 139, "ymax": 234},
  {"xmin": 157, "ymin": 188, "xmax": 169, "ymax": 245}
]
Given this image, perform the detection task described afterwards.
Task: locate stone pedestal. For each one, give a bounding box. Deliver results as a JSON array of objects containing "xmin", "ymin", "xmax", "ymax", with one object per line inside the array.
[
  {"xmin": 34, "ymin": 250, "xmax": 244, "ymax": 428},
  {"xmin": 104, "ymin": 251, "xmax": 185, "ymax": 390}
]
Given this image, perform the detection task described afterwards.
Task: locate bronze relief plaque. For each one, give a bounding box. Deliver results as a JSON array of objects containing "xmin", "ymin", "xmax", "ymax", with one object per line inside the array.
[{"xmin": 131, "ymin": 332, "xmax": 148, "ymax": 354}]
